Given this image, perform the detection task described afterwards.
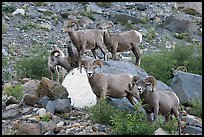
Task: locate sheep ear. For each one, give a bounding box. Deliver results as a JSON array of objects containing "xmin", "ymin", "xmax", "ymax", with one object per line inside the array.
[{"xmin": 79, "ymin": 59, "xmax": 86, "ymax": 73}]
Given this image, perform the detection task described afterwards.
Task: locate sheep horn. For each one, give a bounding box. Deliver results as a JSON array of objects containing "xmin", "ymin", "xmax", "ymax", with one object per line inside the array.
[
  {"xmin": 107, "ymin": 21, "xmax": 115, "ymax": 29},
  {"xmin": 50, "ymin": 49, "xmax": 61, "ymax": 57},
  {"xmin": 143, "ymin": 76, "xmax": 157, "ymax": 92},
  {"xmin": 68, "ymin": 19, "xmax": 80, "ymax": 30},
  {"xmin": 93, "ymin": 59, "xmax": 103, "ymax": 73}
]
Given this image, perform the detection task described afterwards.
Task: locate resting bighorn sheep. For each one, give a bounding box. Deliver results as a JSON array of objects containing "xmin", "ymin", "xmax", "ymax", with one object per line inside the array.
[
  {"xmin": 61, "ymin": 19, "xmax": 107, "ymax": 62},
  {"xmin": 48, "ymin": 48, "xmax": 72, "ymax": 83},
  {"xmin": 129, "ymin": 75, "xmax": 181, "ymax": 135},
  {"xmin": 171, "ymin": 66, "xmax": 187, "ymax": 75},
  {"xmin": 80, "ymin": 58, "xmax": 140, "ymax": 106},
  {"xmin": 102, "ymin": 22, "xmax": 142, "ymax": 66}
]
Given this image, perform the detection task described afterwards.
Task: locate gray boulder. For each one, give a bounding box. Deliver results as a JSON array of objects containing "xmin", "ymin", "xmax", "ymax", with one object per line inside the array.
[
  {"xmin": 183, "ymin": 125, "xmax": 202, "ymax": 135},
  {"xmin": 38, "ymin": 96, "xmax": 50, "ymax": 108},
  {"xmin": 109, "ymin": 11, "xmax": 140, "ymax": 24},
  {"xmin": 2, "ymin": 108, "xmax": 20, "ymax": 119},
  {"xmin": 170, "ymin": 71, "xmax": 202, "ymax": 104},
  {"xmin": 48, "ymin": 84, "xmax": 69, "ymax": 100},
  {"xmin": 162, "ymin": 15, "xmax": 198, "ymax": 35},
  {"xmin": 46, "ymin": 100, "xmax": 55, "ymax": 114},
  {"xmin": 54, "ymin": 98, "xmax": 72, "ymax": 114}
]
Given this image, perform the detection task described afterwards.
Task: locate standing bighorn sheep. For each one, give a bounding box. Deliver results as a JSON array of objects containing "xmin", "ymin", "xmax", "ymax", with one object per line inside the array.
[
  {"xmin": 101, "ymin": 21, "xmax": 142, "ymax": 66},
  {"xmin": 61, "ymin": 19, "xmax": 107, "ymax": 62},
  {"xmin": 129, "ymin": 75, "xmax": 181, "ymax": 135},
  {"xmin": 48, "ymin": 48, "xmax": 72, "ymax": 83},
  {"xmin": 80, "ymin": 58, "xmax": 140, "ymax": 106},
  {"xmin": 61, "ymin": 37, "xmax": 80, "ymax": 68}
]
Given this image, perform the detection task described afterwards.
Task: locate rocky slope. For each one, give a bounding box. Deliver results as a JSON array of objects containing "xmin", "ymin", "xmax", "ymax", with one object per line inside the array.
[{"xmin": 2, "ymin": 2, "xmax": 202, "ymax": 135}]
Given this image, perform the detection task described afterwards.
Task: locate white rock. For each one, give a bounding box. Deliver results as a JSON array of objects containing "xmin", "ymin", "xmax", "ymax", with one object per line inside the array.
[
  {"xmin": 154, "ymin": 128, "xmax": 169, "ymax": 135},
  {"xmin": 57, "ymin": 121, "xmax": 64, "ymax": 127},
  {"xmin": 37, "ymin": 108, "xmax": 47, "ymax": 117},
  {"xmin": 12, "ymin": 9, "xmax": 25, "ymax": 16},
  {"xmin": 62, "ymin": 68, "xmax": 96, "ymax": 108}
]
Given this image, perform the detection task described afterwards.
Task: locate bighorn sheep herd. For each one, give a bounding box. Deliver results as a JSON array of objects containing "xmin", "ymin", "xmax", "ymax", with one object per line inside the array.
[{"xmin": 46, "ymin": 16, "xmax": 182, "ymax": 134}]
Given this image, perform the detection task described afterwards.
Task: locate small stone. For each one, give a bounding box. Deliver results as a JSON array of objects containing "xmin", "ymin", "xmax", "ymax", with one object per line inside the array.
[{"xmin": 37, "ymin": 108, "xmax": 47, "ymax": 117}]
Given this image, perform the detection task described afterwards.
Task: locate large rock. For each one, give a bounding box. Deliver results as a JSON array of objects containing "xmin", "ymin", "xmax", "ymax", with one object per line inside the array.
[
  {"xmin": 86, "ymin": 2, "xmax": 102, "ymax": 14},
  {"xmin": 48, "ymin": 84, "xmax": 69, "ymax": 100},
  {"xmin": 16, "ymin": 123, "xmax": 42, "ymax": 135},
  {"xmin": 170, "ymin": 71, "xmax": 202, "ymax": 104},
  {"xmin": 22, "ymin": 79, "xmax": 40, "ymax": 95},
  {"xmin": 162, "ymin": 15, "xmax": 198, "ymax": 35},
  {"xmin": 23, "ymin": 94, "xmax": 39, "ymax": 106},
  {"xmin": 53, "ymin": 98, "xmax": 72, "ymax": 114},
  {"xmin": 2, "ymin": 108, "xmax": 20, "ymax": 119},
  {"xmin": 173, "ymin": 2, "xmax": 202, "ymax": 16},
  {"xmin": 182, "ymin": 125, "xmax": 202, "ymax": 135},
  {"xmin": 109, "ymin": 11, "xmax": 140, "ymax": 24},
  {"xmin": 36, "ymin": 77, "xmax": 55, "ymax": 99},
  {"xmin": 62, "ymin": 68, "xmax": 97, "ymax": 108}
]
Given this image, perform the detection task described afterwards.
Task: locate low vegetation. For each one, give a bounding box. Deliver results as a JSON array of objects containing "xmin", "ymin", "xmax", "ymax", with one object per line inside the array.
[
  {"xmin": 188, "ymin": 98, "xmax": 202, "ymax": 118},
  {"xmin": 96, "ymin": 2, "xmax": 112, "ymax": 8},
  {"xmin": 140, "ymin": 41, "xmax": 202, "ymax": 85},
  {"xmin": 89, "ymin": 98, "xmax": 179, "ymax": 135},
  {"xmin": 3, "ymin": 84, "xmax": 23, "ymax": 101}
]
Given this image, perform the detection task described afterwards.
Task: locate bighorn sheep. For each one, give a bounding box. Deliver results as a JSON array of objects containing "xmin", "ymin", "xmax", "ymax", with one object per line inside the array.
[
  {"xmin": 102, "ymin": 22, "xmax": 142, "ymax": 66},
  {"xmin": 80, "ymin": 58, "xmax": 140, "ymax": 106},
  {"xmin": 48, "ymin": 48, "xmax": 72, "ymax": 83},
  {"xmin": 171, "ymin": 66, "xmax": 187, "ymax": 75},
  {"xmin": 129, "ymin": 75, "xmax": 181, "ymax": 135},
  {"xmin": 95, "ymin": 21, "xmax": 115, "ymax": 30},
  {"xmin": 61, "ymin": 37, "xmax": 80, "ymax": 68},
  {"xmin": 61, "ymin": 19, "xmax": 107, "ymax": 61}
]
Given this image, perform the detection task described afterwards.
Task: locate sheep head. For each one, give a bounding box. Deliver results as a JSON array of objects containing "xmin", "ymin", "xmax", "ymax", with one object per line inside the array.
[
  {"xmin": 129, "ymin": 75, "xmax": 142, "ymax": 90},
  {"xmin": 136, "ymin": 76, "xmax": 157, "ymax": 94},
  {"xmin": 61, "ymin": 19, "xmax": 80, "ymax": 33},
  {"xmin": 80, "ymin": 59, "xmax": 103, "ymax": 77},
  {"xmin": 96, "ymin": 21, "xmax": 115, "ymax": 30},
  {"xmin": 48, "ymin": 50, "xmax": 61, "ymax": 68}
]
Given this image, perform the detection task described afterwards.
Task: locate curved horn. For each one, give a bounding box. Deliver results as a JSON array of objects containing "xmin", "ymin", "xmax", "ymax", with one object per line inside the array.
[
  {"xmin": 93, "ymin": 59, "xmax": 103, "ymax": 73},
  {"xmin": 107, "ymin": 21, "xmax": 115, "ymax": 29},
  {"xmin": 50, "ymin": 49, "xmax": 61, "ymax": 57},
  {"xmin": 68, "ymin": 19, "xmax": 80, "ymax": 30},
  {"xmin": 143, "ymin": 76, "xmax": 157, "ymax": 92}
]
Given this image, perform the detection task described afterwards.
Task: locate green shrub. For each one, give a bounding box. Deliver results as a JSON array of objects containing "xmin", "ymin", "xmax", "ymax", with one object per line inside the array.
[
  {"xmin": 80, "ymin": 10, "xmax": 95, "ymax": 21},
  {"xmin": 3, "ymin": 84, "xmax": 23, "ymax": 101},
  {"xmin": 96, "ymin": 2, "xmax": 112, "ymax": 8},
  {"xmin": 2, "ymin": 4, "xmax": 17, "ymax": 14},
  {"xmin": 188, "ymin": 98, "xmax": 202, "ymax": 118},
  {"xmin": 140, "ymin": 17, "xmax": 149, "ymax": 24},
  {"xmin": 111, "ymin": 111, "xmax": 156, "ymax": 135},
  {"xmin": 162, "ymin": 117, "xmax": 178, "ymax": 134},
  {"xmin": 41, "ymin": 113, "xmax": 52, "ymax": 122},
  {"xmin": 89, "ymin": 98, "xmax": 119, "ymax": 125},
  {"xmin": 15, "ymin": 55, "xmax": 50, "ymax": 80},
  {"xmin": 141, "ymin": 41, "xmax": 202, "ymax": 85},
  {"xmin": 121, "ymin": 20, "xmax": 136, "ymax": 30}
]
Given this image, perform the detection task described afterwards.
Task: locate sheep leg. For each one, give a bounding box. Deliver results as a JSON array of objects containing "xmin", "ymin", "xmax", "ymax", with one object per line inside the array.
[
  {"xmin": 126, "ymin": 93, "xmax": 136, "ymax": 106},
  {"xmin": 172, "ymin": 107, "xmax": 181, "ymax": 135},
  {"xmin": 98, "ymin": 45, "xmax": 107, "ymax": 61},
  {"xmin": 153, "ymin": 105, "xmax": 159, "ymax": 121},
  {"xmin": 55, "ymin": 66, "xmax": 60, "ymax": 83},
  {"xmin": 91, "ymin": 48, "xmax": 98, "ymax": 59},
  {"xmin": 131, "ymin": 45, "xmax": 141, "ymax": 66},
  {"xmin": 50, "ymin": 72, "xmax": 54, "ymax": 81}
]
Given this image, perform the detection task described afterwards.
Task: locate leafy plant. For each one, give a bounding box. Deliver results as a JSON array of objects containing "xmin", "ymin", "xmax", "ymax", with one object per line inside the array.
[
  {"xmin": 3, "ymin": 84, "xmax": 23, "ymax": 101},
  {"xmin": 188, "ymin": 98, "xmax": 202, "ymax": 118},
  {"xmin": 89, "ymin": 98, "xmax": 119, "ymax": 125},
  {"xmin": 41, "ymin": 113, "xmax": 52, "ymax": 122},
  {"xmin": 80, "ymin": 10, "xmax": 95, "ymax": 21},
  {"xmin": 2, "ymin": 3, "xmax": 17, "ymax": 15},
  {"xmin": 121, "ymin": 20, "xmax": 136, "ymax": 30},
  {"xmin": 141, "ymin": 41, "xmax": 202, "ymax": 85},
  {"xmin": 110, "ymin": 111, "xmax": 156, "ymax": 135},
  {"xmin": 140, "ymin": 17, "xmax": 149, "ymax": 24}
]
